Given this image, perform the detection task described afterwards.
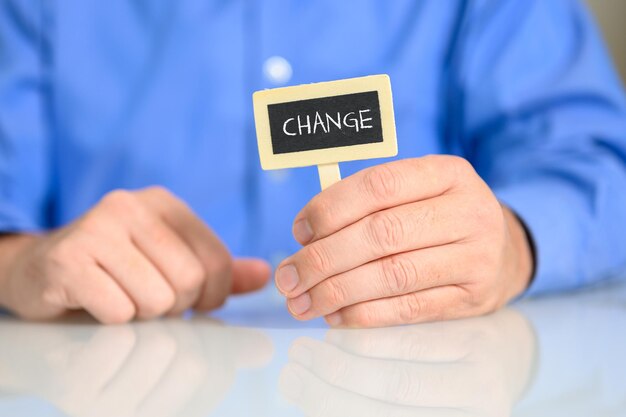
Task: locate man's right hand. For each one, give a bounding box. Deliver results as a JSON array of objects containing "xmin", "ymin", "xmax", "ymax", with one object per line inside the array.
[{"xmin": 0, "ymin": 187, "xmax": 270, "ymax": 324}]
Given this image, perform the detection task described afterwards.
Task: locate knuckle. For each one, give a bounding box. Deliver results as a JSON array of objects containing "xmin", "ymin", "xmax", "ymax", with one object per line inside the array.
[
  {"xmin": 476, "ymin": 288, "xmax": 501, "ymax": 314},
  {"xmin": 100, "ymin": 189, "xmax": 142, "ymax": 216},
  {"xmin": 367, "ymin": 211, "xmax": 404, "ymax": 253},
  {"xmin": 324, "ymin": 278, "xmax": 349, "ymax": 307},
  {"xmin": 143, "ymin": 220, "xmax": 172, "ymax": 246},
  {"xmin": 414, "ymin": 203, "xmax": 435, "ymax": 228},
  {"xmin": 304, "ymin": 243, "xmax": 332, "ymax": 276},
  {"xmin": 474, "ymin": 261, "xmax": 495, "ymax": 284},
  {"xmin": 103, "ymin": 303, "xmax": 136, "ymax": 324},
  {"xmin": 483, "ymin": 247, "xmax": 503, "ymax": 274},
  {"xmin": 176, "ymin": 262, "xmax": 205, "ymax": 293},
  {"xmin": 46, "ymin": 239, "xmax": 77, "ymax": 270},
  {"xmin": 467, "ymin": 235, "xmax": 501, "ymax": 270},
  {"xmin": 465, "ymin": 245, "xmax": 494, "ymax": 276},
  {"xmin": 205, "ymin": 252, "xmax": 232, "ymax": 278},
  {"xmin": 470, "ymin": 197, "xmax": 499, "ymax": 228},
  {"xmin": 363, "ymin": 164, "xmax": 401, "ymax": 201},
  {"xmin": 379, "ymin": 255, "xmax": 416, "ymax": 294},
  {"xmin": 449, "ymin": 155, "xmax": 473, "ymax": 176},
  {"xmin": 349, "ymin": 306, "xmax": 379, "ymax": 328},
  {"xmin": 461, "ymin": 286, "xmax": 482, "ymax": 309},
  {"xmin": 143, "ymin": 185, "xmax": 173, "ymax": 199},
  {"xmin": 483, "ymin": 297, "xmax": 500, "ymax": 314},
  {"xmin": 40, "ymin": 285, "xmax": 67, "ymax": 308},
  {"xmin": 460, "ymin": 285, "xmax": 497, "ymax": 315},
  {"xmin": 433, "ymin": 155, "xmax": 472, "ymax": 186},
  {"xmin": 76, "ymin": 214, "xmax": 105, "ymax": 236},
  {"xmin": 306, "ymin": 196, "xmax": 335, "ymax": 234},
  {"xmin": 414, "ymin": 155, "xmax": 438, "ymax": 177},
  {"xmin": 102, "ymin": 189, "xmax": 136, "ymax": 207},
  {"xmin": 397, "ymin": 293, "xmax": 424, "ymax": 323},
  {"xmin": 140, "ymin": 289, "xmax": 176, "ymax": 318}
]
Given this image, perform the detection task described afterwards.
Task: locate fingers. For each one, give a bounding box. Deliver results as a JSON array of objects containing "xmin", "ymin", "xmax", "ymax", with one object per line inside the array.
[
  {"xmin": 293, "ymin": 155, "xmax": 473, "ymax": 244},
  {"xmin": 195, "ymin": 257, "xmax": 271, "ymax": 309},
  {"xmin": 103, "ymin": 187, "xmax": 270, "ymax": 317},
  {"xmin": 101, "ymin": 188, "xmax": 238, "ymax": 313},
  {"xmin": 95, "ymin": 237, "xmax": 176, "ymax": 320},
  {"xmin": 277, "ymin": 195, "xmax": 468, "ymax": 298},
  {"xmin": 12, "ymin": 187, "xmax": 257, "ymax": 323},
  {"xmin": 231, "ymin": 258, "xmax": 271, "ymax": 294},
  {"xmin": 135, "ymin": 187, "xmax": 235, "ymax": 310},
  {"xmin": 136, "ymin": 187, "xmax": 228, "ymax": 263},
  {"xmin": 129, "ymin": 214, "xmax": 206, "ymax": 314},
  {"xmin": 325, "ymin": 285, "xmax": 475, "ymax": 328},
  {"xmin": 287, "ymin": 244, "xmax": 468, "ymax": 320},
  {"xmin": 66, "ymin": 263, "xmax": 137, "ymax": 325}
]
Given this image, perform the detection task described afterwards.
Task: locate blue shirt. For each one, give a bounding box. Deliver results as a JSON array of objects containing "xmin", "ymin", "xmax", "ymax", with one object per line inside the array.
[{"xmin": 1, "ymin": 0, "xmax": 626, "ymax": 306}]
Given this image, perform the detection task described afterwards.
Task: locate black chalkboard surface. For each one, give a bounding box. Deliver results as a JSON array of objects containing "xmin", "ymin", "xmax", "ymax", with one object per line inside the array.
[{"xmin": 268, "ymin": 91, "xmax": 383, "ymax": 154}]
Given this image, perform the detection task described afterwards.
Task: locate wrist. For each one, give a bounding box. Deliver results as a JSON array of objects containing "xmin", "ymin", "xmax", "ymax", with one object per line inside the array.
[
  {"xmin": 0, "ymin": 234, "xmax": 39, "ymax": 312},
  {"xmin": 501, "ymin": 205, "xmax": 535, "ymax": 302}
]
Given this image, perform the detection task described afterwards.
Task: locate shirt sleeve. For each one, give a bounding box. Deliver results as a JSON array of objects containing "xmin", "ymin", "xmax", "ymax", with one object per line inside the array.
[
  {"xmin": 0, "ymin": 1, "xmax": 53, "ymax": 232},
  {"xmin": 446, "ymin": 0, "xmax": 626, "ymax": 295}
]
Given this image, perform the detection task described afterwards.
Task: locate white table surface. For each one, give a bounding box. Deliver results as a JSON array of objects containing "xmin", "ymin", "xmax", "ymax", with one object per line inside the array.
[{"xmin": 0, "ymin": 279, "xmax": 625, "ymax": 417}]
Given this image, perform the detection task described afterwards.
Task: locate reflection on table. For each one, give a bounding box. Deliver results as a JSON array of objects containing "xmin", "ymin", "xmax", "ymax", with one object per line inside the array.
[
  {"xmin": 280, "ymin": 309, "xmax": 534, "ymax": 417},
  {"xmin": 0, "ymin": 281, "xmax": 624, "ymax": 416},
  {"xmin": 0, "ymin": 318, "xmax": 273, "ymax": 417}
]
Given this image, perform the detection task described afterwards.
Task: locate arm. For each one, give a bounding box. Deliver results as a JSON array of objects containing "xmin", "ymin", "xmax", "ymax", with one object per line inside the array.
[
  {"xmin": 449, "ymin": 0, "xmax": 626, "ymax": 294},
  {"xmin": 0, "ymin": 0, "xmax": 53, "ymax": 232},
  {"xmin": 274, "ymin": 0, "xmax": 626, "ymax": 328},
  {"xmin": 0, "ymin": 3, "xmax": 270, "ymax": 322}
]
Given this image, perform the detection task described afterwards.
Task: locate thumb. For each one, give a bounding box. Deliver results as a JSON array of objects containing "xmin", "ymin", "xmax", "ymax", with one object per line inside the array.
[{"xmin": 231, "ymin": 258, "xmax": 271, "ymax": 294}]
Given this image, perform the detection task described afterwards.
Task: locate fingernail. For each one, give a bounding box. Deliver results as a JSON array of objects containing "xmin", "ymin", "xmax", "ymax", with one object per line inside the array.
[
  {"xmin": 276, "ymin": 264, "xmax": 299, "ymax": 293},
  {"xmin": 325, "ymin": 312, "xmax": 343, "ymax": 327},
  {"xmin": 288, "ymin": 292, "xmax": 311, "ymax": 315},
  {"xmin": 293, "ymin": 218, "xmax": 314, "ymax": 244},
  {"xmin": 290, "ymin": 343, "xmax": 313, "ymax": 367}
]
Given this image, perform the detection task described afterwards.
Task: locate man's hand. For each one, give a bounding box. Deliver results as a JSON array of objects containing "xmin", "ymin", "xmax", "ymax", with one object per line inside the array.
[
  {"xmin": 0, "ymin": 187, "xmax": 270, "ymax": 324},
  {"xmin": 275, "ymin": 155, "xmax": 534, "ymax": 327}
]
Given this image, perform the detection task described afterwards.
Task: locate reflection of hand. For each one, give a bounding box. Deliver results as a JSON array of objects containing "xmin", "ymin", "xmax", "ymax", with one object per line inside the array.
[
  {"xmin": 0, "ymin": 187, "xmax": 270, "ymax": 323},
  {"xmin": 280, "ymin": 309, "xmax": 535, "ymax": 417},
  {"xmin": 0, "ymin": 317, "xmax": 273, "ymax": 417},
  {"xmin": 275, "ymin": 156, "xmax": 534, "ymax": 327}
]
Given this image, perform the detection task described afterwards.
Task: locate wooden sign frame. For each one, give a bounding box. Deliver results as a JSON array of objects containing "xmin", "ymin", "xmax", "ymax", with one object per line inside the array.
[{"xmin": 253, "ymin": 75, "xmax": 398, "ymax": 171}]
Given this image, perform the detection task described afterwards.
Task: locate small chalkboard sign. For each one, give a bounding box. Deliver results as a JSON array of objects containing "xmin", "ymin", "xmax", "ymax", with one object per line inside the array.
[{"xmin": 253, "ymin": 75, "xmax": 397, "ymax": 189}]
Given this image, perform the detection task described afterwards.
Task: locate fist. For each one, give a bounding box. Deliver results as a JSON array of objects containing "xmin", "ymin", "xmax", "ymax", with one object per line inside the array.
[
  {"xmin": 275, "ymin": 155, "xmax": 533, "ymax": 327},
  {"xmin": 0, "ymin": 187, "xmax": 270, "ymax": 323}
]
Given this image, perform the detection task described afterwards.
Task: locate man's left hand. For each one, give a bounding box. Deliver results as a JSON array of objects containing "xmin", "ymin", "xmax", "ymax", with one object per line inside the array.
[{"xmin": 275, "ymin": 155, "xmax": 534, "ymax": 327}]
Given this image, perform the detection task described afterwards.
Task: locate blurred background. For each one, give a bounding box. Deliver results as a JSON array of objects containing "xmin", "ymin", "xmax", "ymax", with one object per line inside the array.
[{"xmin": 587, "ymin": 0, "xmax": 626, "ymax": 82}]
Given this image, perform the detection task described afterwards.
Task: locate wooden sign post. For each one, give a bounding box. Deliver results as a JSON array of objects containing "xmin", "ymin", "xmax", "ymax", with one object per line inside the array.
[{"xmin": 253, "ymin": 74, "xmax": 398, "ymax": 190}]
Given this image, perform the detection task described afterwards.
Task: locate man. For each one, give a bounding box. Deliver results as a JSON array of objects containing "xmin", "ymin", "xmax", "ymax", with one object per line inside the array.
[{"xmin": 0, "ymin": 0, "xmax": 625, "ymax": 327}]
